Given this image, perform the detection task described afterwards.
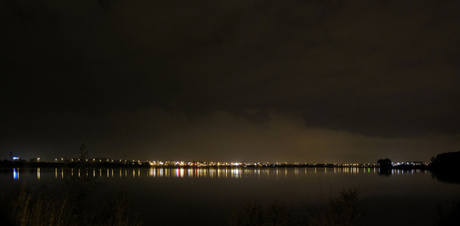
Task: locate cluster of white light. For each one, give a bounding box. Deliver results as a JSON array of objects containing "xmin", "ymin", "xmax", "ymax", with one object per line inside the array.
[{"xmin": 392, "ymin": 161, "xmax": 428, "ymax": 166}]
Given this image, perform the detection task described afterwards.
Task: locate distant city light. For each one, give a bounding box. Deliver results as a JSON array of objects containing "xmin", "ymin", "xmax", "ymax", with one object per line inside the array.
[{"xmin": 13, "ymin": 157, "xmax": 19, "ymax": 160}]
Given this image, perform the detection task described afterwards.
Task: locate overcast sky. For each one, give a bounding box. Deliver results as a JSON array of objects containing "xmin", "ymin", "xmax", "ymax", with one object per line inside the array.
[{"xmin": 1, "ymin": 0, "xmax": 459, "ymax": 163}]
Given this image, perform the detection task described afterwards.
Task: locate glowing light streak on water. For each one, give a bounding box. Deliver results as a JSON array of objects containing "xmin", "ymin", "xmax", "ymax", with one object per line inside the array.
[{"xmin": 13, "ymin": 168, "xmax": 19, "ymax": 180}]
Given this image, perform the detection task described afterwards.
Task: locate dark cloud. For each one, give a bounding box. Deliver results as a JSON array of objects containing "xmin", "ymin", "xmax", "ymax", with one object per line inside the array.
[{"xmin": 1, "ymin": 0, "xmax": 459, "ymax": 161}]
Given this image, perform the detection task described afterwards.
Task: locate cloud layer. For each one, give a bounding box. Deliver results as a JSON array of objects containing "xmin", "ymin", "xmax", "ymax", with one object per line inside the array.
[{"xmin": 1, "ymin": 0, "xmax": 459, "ymax": 161}]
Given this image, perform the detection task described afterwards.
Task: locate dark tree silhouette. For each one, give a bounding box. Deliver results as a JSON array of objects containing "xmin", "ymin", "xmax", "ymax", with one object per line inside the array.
[
  {"xmin": 430, "ymin": 151, "xmax": 460, "ymax": 171},
  {"xmin": 377, "ymin": 159, "xmax": 392, "ymax": 168},
  {"xmin": 377, "ymin": 158, "xmax": 392, "ymax": 175},
  {"xmin": 430, "ymin": 151, "xmax": 460, "ymax": 184}
]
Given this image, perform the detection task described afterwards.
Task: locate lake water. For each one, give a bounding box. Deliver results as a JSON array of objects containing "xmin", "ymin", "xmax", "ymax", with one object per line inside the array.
[{"xmin": 1, "ymin": 167, "xmax": 459, "ymax": 225}]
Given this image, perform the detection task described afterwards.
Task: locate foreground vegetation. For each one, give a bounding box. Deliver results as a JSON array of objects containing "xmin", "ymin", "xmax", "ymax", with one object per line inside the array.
[
  {"xmin": 0, "ymin": 169, "xmax": 141, "ymax": 226},
  {"xmin": 230, "ymin": 189, "xmax": 359, "ymax": 226}
]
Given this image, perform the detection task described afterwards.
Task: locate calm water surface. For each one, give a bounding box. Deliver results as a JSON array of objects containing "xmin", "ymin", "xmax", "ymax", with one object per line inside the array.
[{"xmin": 1, "ymin": 167, "xmax": 459, "ymax": 226}]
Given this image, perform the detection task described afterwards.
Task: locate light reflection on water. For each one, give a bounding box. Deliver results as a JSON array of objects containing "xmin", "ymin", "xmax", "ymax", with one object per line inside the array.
[
  {"xmin": 0, "ymin": 166, "xmax": 456, "ymax": 226},
  {"xmin": 6, "ymin": 167, "xmax": 428, "ymax": 180},
  {"xmin": 13, "ymin": 168, "xmax": 19, "ymax": 180}
]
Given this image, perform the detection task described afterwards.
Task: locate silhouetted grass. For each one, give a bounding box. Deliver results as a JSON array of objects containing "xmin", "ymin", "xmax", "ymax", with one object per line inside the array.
[
  {"xmin": 437, "ymin": 201, "xmax": 460, "ymax": 226},
  {"xmin": 1, "ymin": 187, "xmax": 141, "ymax": 226},
  {"xmin": 230, "ymin": 189, "xmax": 359, "ymax": 226},
  {"xmin": 0, "ymin": 167, "xmax": 141, "ymax": 226}
]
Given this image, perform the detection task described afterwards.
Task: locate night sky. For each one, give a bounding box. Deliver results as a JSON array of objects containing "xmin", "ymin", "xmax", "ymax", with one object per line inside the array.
[{"xmin": 1, "ymin": 0, "xmax": 459, "ymax": 163}]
